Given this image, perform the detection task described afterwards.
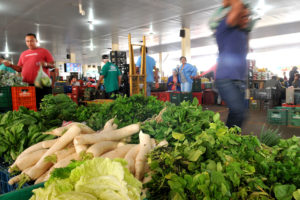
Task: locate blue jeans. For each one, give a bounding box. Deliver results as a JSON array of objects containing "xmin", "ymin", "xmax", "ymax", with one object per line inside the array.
[
  {"xmin": 146, "ymin": 82, "xmax": 152, "ymax": 96},
  {"xmin": 181, "ymin": 82, "xmax": 192, "ymax": 93},
  {"xmin": 215, "ymin": 79, "xmax": 246, "ymax": 128}
]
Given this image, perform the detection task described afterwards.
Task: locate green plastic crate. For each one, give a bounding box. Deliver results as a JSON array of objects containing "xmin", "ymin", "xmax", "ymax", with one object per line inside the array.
[
  {"xmin": 267, "ymin": 107, "xmax": 288, "ymax": 125},
  {"xmin": 0, "ymin": 183, "xmax": 44, "ymax": 200},
  {"xmin": 0, "ymin": 87, "xmax": 12, "ymax": 110},
  {"xmin": 181, "ymin": 93, "xmax": 193, "ymax": 102},
  {"xmin": 170, "ymin": 92, "xmax": 181, "ymax": 105},
  {"xmin": 192, "ymin": 79, "xmax": 202, "ymax": 92},
  {"xmin": 288, "ymin": 109, "xmax": 300, "ymax": 127},
  {"xmin": 52, "ymin": 86, "xmax": 64, "ymax": 94}
]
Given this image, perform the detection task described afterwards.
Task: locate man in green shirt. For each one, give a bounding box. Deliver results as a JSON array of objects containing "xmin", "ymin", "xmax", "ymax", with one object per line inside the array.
[
  {"xmin": 0, "ymin": 56, "xmax": 16, "ymax": 73},
  {"xmin": 96, "ymin": 55, "xmax": 122, "ymax": 99}
]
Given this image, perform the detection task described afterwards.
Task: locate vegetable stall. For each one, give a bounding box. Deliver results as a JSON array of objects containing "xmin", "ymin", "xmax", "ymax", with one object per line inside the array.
[{"xmin": 0, "ymin": 94, "xmax": 299, "ymax": 200}]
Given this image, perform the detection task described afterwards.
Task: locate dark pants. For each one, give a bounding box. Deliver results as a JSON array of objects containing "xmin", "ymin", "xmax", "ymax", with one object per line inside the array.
[
  {"xmin": 215, "ymin": 79, "xmax": 246, "ymax": 128},
  {"xmin": 35, "ymin": 87, "xmax": 52, "ymax": 110}
]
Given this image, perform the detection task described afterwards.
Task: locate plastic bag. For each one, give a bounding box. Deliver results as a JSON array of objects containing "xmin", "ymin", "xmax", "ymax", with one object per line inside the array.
[{"xmin": 34, "ymin": 64, "xmax": 52, "ymax": 88}]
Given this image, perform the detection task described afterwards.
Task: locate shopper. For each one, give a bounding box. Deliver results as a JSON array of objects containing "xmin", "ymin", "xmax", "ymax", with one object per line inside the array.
[
  {"xmin": 177, "ymin": 56, "xmax": 197, "ymax": 93},
  {"xmin": 292, "ymin": 74, "xmax": 300, "ymax": 88},
  {"xmin": 96, "ymin": 55, "xmax": 122, "ymax": 99},
  {"xmin": 214, "ymin": 0, "xmax": 251, "ymax": 128},
  {"xmin": 4, "ymin": 33, "xmax": 55, "ymax": 109},
  {"xmin": 289, "ymin": 66, "xmax": 299, "ymax": 86},
  {"xmin": 0, "ymin": 56, "xmax": 16, "ymax": 73},
  {"xmin": 283, "ymin": 71, "xmax": 288, "ymax": 82},
  {"xmin": 136, "ymin": 47, "xmax": 158, "ymax": 96},
  {"xmin": 70, "ymin": 76, "xmax": 80, "ymax": 86},
  {"xmin": 167, "ymin": 69, "xmax": 181, "ymax": 91}
]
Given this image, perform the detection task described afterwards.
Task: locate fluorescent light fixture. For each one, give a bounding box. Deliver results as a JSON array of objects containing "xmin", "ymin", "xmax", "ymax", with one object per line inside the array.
[
  {"xmin": 4, "ymin": 41, "xmax": 9, "ymax": 58},
  {"xmin": 89, "ymin": 23, "xmax": 94, "ymax": 31},
  {"xmin": 89, "ymin": 8, "xmax": 94, "ymax": 21},
  {"xmin": 89, "ymin": 39, "xmax": 94, "ymax": 51}
]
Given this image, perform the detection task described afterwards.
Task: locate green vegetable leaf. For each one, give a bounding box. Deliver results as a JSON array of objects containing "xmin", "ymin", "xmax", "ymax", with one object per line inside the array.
[{"xmin": 274, "ymin": 184, "xmax": 296, "ymax": 200}]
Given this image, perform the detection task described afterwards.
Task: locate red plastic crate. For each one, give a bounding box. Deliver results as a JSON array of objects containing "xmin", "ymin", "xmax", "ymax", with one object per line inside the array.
[
  {"xmin": 201, "ymin": 83, "xmax": 205, "ymax": 90},
  {"xmin": 282, "ymin": 103, "xmax": 300, "ymax": 108},
  {"xmin": 71, "ymin": 98, "xmax": 78, "ymax": 104},
  {"xmin": 79, "ymin": 86, "xmax": 87, "ymax": 94},
  {"xmin": 158, "ymin": 92, "xmax": 170, "ymax": 102},
  {"xmin": 72, "ymin": 86, "xmax": 80, "ymax": 95},
  {"xmin": 72, "ymin": 94, "xmax": 78, "ymax": 100},
  {"xmin": 151, "ymin": 92, "xmax": 159, "ymax": 99},
  {"xmin": 203, "ymin": 90, "xmax": 215, "ymax": 105},
  {"xmin": 192, "ymin": 92, "xmax": 203, "ymax": 105},
  {"xmin": 11, "ymin": 86, "xmax": 37, "ymax": 111},
  {"xmin": 66, "ymin": 93, "xmax": 72, "ymax": 98}
]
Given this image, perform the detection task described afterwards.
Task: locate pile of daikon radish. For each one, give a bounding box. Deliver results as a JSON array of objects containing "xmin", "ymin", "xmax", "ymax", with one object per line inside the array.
[{"xmin": 8, "ymin": 118, "xmax": 167, "ymax": 186}]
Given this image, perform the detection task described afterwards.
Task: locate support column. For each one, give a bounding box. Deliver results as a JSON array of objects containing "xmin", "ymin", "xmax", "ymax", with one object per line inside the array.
[
  {"xmin": 181, "ymin": 28, "xmax": 191, "ymax": 61},
  {"xmin": 112, "ymin": 35, "xmax": 119, "ymax": 51},
  {"xmin": 159, "ymin": 52, "xmax": 163, "ymax": 78},
  {"xmin": 70, "ymin": 53, "xmax": 76, "ymax": 63}
]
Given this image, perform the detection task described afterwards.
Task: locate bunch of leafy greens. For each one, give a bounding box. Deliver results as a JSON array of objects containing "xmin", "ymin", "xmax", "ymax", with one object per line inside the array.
[
  {"xmin": 30, "ymin": 158, "xmax": 142, "ymax": 200},
  {"xmin": 86, "ymin": 95, "xmax": 164, "ymax": 142},
  {"xmin": 40, "ymin": 94, "xmax": 78, "ymax": 128},
  {"xmin": 0, "ymin": 107, "xmax": 55, "ymax": 164},
  {"xmin": 75, "ymin": 104, "xmax": 103, "ymax": 122},
  {"xmin": 145, "ymin": 100, "xmax": 300, "ymax": 200},
  {"xmin": 142, "ymin": 99, "xmax": 216, "ymax": 145},
  {"xmin": 0, "ymin": 70, "xmax": 28, "ymax": 87}
]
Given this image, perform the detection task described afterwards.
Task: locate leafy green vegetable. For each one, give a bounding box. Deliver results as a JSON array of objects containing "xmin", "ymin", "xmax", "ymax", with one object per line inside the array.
[
  {"xmin": 0, "ymin": 107, "xmax": 55, "ymax": 164},
  {"xmin": 86, "ymin": 94, "xmax": 164, "ymax": 143},
  {"xmin": 0, "ymin": 70, "xmax": 28, "ymax": 86},
  {"xmin": 259, "ymin": 125, "xmax": 281, "ymax": 147},
  {"xmin": 40, "ymin": 94, "xmax": 78, "ymax": 127},
  {"xmin": 30, "ymin": 158, "xmax": 142, "ymax": 200},
  {"xmin": 274, "ymin": 184, "xmax": 296, "ymax": 200},
  {"xmin": 144, "ymin": 100, "xmax": 300, "ymax": 200}
]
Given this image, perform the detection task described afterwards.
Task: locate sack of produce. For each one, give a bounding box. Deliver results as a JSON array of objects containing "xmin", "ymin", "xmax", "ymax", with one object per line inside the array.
[{"xmin": 34, "ymin": 64, "xmax": 52, "ymax": 88}]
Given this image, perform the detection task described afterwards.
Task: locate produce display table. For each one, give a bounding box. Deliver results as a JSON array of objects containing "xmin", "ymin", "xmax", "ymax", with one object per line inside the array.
[{"xmin": 84, "ymin": 99, "xmax": 115, "ymax": 105}]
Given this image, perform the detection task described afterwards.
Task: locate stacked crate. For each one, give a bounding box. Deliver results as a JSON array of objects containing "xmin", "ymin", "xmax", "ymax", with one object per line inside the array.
[
  {"xmin": 0, "ymin": 87, "xmax": 12, "ymax": 112},
  {"xmin": 11, "ymin": 86, "xmax": 36, "ymax": 111}
]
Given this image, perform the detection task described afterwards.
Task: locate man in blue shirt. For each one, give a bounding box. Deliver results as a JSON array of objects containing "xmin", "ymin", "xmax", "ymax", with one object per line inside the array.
[
  {"xmin": 215, "ymin": 0, "xmax": 250, "ymax": 128},
  {"xmin": 136, "ymin": 47, "xmax": 158, "ymax": 96}
]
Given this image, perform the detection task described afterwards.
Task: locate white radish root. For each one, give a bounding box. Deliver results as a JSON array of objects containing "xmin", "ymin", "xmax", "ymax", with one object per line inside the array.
[
  {"xmin": 74, "ymin": 143, "xmax": 88, "ymax": 155},
  {"xmin": 74, "ymin": 124, "xmax": 140, "ymax": 145},
  {"xmin": 42, "ymin": 139, "xmax": 58, "ymax": 148},
  {"xmin": 16, "ymin": 149, "xmax": 48, "ymax": 171},
  {"xmin": 55, "ymin": 147, "xmax": 76, "ymax": 161},
  {"xmin": 135, "ymin": 131, "xmax": 151, "ymax": 180},
  {"xmin": 124, "ymin": 144, "xmax": 140, "ymax": 174},
  {"xmin": 101, "ymin": 144, "xmax": 136, "ymax": 159},
  {"xmin": 86, "ymin": 141, "xmax": 119, "ymax": 157},
  {"xmin": 8, "ymin": 175, "xmax": 21, "ymax": 185},
  {"xmin": 25, "ymin": 125, "xmax": 81, "ymax": 180},
  {"xmin": 44, "ymin": 123, "xmax": 94, "ymax": 136},
  {"xmin": 157, "ymin": 140, "xmax": 168, "ymax": 148}
]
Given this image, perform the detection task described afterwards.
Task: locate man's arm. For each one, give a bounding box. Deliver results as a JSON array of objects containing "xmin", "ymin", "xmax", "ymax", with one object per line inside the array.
[
  {"xmin": 226, "ymin": 0, "xmax": 244, "ymax": 27},
  {"xmin": 118, "ymin": 76, "xmax": 122, "ymax": 87},
  {"xmin": 5, "ymin": 63, "xmax": 22, "ymax": 72},
  {"xmin": 96, "ymin": 75, "xmax": 104, "ymax": 89}
]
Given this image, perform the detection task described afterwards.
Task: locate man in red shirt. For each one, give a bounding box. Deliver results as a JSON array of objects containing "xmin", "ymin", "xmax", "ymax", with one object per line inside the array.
[{"xmin": 4, "ymin": 33, "xmax": 55, "ymax": 109}]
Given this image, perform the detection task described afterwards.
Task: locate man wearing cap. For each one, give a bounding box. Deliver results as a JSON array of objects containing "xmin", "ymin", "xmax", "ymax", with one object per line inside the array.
[{"xmin": 96, "ymin": 55, "xmax": 122, "ymax": 99}]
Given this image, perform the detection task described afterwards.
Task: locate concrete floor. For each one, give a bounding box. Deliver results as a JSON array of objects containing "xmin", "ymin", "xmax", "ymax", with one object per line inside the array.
[{"xmin": 203, "ymin": 105, "xmax": 300, "ymax": 139}]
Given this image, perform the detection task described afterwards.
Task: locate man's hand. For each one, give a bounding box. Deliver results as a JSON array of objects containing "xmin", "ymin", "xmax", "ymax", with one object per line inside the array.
[
  {"xmin": 3, "ymin": 61, "xmax": 12, "ymax": 68},
  {"xmin": 155, "ymin": 82, "xmax": 159, "ymax": 89}
]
